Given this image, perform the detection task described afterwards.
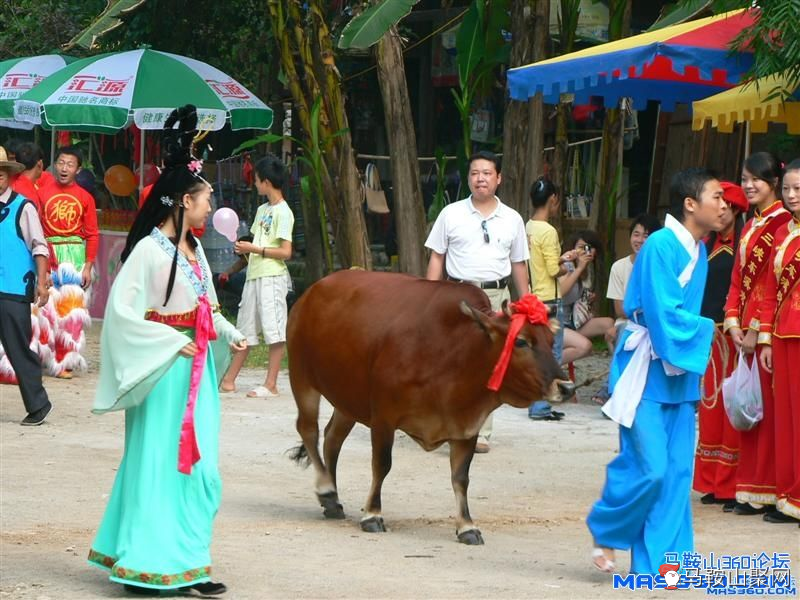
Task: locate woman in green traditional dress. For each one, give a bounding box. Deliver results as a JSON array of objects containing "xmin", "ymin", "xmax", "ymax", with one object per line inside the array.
[{"xmin": 88, "ymin": 106, "xmax": 246, "ymax": 597}]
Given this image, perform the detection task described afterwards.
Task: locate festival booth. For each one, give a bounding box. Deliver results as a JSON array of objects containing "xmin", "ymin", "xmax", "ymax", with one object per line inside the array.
[{"xmin": 506, "ymin": 8, "xmax": 757, "ymax": 217}]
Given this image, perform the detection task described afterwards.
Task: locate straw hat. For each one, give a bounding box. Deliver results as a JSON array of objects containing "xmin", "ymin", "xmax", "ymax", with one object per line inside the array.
[{"xmin": 0, "ymin": 146, "xmax": 25, "ymax": 174}]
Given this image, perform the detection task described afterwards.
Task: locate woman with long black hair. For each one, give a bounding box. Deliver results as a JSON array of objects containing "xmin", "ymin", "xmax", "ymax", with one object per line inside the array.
[{"xmin": 88, "ymin": 105, "xmax": 246, "ymax": 596}]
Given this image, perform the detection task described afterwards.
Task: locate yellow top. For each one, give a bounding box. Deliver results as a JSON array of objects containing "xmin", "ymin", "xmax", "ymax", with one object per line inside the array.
[
  {"xmin": 246, "ymin": 200, "xmax": 294, "ymax": 280},
  {"xmin": 526, "ymin": 219, "xmax": 561, "ymax": 301}
]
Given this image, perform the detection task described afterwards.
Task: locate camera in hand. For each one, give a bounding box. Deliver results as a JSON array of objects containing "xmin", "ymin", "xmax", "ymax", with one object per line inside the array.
[
  {"xmin": 234, "ymin": 234, "xmax": 254, "ymax": 257},
  {"xmin": 583, "ymin": 244, "xmax": 592, "ymax": 254}
]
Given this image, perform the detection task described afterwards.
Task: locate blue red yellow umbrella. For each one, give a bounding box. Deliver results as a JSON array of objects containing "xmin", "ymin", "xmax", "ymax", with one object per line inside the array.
[{"xmin": 507, "ymin": 9, "xmax": 756, "ymax": 110}]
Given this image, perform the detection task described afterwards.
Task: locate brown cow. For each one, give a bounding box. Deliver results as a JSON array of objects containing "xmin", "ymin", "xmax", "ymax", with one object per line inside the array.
[{"xmin": 287, "ymin": 270, "xmax": 566, "ymax": 544}]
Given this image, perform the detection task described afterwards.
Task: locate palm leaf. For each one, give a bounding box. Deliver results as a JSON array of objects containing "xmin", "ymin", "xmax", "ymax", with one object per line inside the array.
[
  {"xmin": 338, "ymin": 0, "xmax": 421, "ymax": 50},
  {"xmin": 62, "ymin": 0, "xmax": 148, "ymax": 50},
  {"xmin": 647, "ymin": 0, "xmax": 712, "ymax": 31}
]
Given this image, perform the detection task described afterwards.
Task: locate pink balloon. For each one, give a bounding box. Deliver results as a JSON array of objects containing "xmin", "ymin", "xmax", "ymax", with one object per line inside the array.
[{"xmin": 212, "ymin": 207, "xmax": 239, "ymax": 242}]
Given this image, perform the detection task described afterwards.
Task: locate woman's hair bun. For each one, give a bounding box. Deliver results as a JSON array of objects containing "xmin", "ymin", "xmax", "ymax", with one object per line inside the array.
[{"xmin": 162, "ymin": 104, "xmax": 198, "ymax": 168}]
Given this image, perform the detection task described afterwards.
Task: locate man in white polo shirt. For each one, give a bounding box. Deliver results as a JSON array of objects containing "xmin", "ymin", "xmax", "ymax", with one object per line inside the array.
[{"xmin": 425, "ymin": 151, "xmax": 529, "ymax": 453}]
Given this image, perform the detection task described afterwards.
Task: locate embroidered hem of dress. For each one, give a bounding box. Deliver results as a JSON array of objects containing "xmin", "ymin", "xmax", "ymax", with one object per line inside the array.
[
  {"xmin": 777, "ymin": 498, "xmax": 800, "ymax": 519},
  {"xmin": 88, "ymin": 549, "xmax": 211, "ymax": 589},
  {"xmin": 735, "ymin": 490, "xmax": 777, "ymax": 506}
]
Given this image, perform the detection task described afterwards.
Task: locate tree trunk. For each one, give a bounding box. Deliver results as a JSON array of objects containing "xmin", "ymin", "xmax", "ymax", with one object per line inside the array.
[
  {"xmin": 590, "ymin": 0, "xmax": 631, "ymax": 313},
  {"xmin": 268, "ymin": 0, "xmax": 372, "ymax": 271},
  {"xmin": 551, "ymin": 102, "xmax": 568, "ymax": 232},
  {"xmin": 501, "ymin": 0, "xmax": 537, "ymax": 218},
  {"xmin": 551, "ymin": 0, "xmax": 581, "ymax": 233},
  {"xmin": 299, "ymin": 184, "xmax": 325, "ymax": 283},
  {"xmin": 522, "ymin": 0, "xmax": 550, "ymax": 214},
  {"xmin": 309, "ymin": 1, "xmax": 371, "ymax": 269},
  {"xmin": 376, "ymin": 26, "xmax": 427, "ymax": 276}
]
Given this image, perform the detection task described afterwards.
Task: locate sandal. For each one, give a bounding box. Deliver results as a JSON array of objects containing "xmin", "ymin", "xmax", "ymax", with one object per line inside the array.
[
  {"xmin": 592, "ymin": 547, "xmax": 616, "ymax": 573},
  {"xmin": 247, "ymin": 385, "xmax": 279, "ymax": 398},
  {"xmin": 591, "ymin": 387, "xmax": 610, "ymax": 406}
]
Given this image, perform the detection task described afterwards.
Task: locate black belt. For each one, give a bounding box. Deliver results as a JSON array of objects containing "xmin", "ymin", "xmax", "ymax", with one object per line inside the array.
[{"xmin": 447, "ymin": 276, "xmax": 509, "ymax": 290}]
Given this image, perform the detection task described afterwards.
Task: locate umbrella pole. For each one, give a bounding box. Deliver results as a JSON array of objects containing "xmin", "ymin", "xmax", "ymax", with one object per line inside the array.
[
  {"xmin": 139, "ymin": 129, "xmax": 145, "ymax": 195},
  {"xmin": 50, "ymin": 130, "xmax": 56, "ymax": 168},
  {"xmin": 744, "ymin": 120, "xmax": 751, "ymax": 157}
]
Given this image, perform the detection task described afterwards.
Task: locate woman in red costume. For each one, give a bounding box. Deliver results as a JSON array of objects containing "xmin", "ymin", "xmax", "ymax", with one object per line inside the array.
[
  {"xmin": 724, "ymin": 152, "xmax": 791, "ymax": 516},
  {"xmin": 757, "ymin": 158, "xmax": 800, "ymax": 525}
]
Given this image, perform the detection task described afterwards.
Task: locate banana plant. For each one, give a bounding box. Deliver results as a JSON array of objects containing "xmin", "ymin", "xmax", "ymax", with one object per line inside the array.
[
  {"xmin": 426, "ymin": 148, "xmax": 450, "ymax": 223},
  {"xmin": 233, "ymin": 96, "xmax": 344, "ymax": 273},
  {"xmin": 338, "ymin": 0, "xmax": 420, "ymax": 49},
  {"xmin": 451, "ymin": 0, "xmax": 510, "ymax": 180}
]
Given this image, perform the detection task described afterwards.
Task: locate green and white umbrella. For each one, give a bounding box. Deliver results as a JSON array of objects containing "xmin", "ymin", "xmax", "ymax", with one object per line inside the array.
[
  {"xmin": 0, "ymin": 54, "xmax": 75, "ymax": 129},
  {"xmin": 14, "ymin": 49, "xmax": 273, "ymax": 133}
]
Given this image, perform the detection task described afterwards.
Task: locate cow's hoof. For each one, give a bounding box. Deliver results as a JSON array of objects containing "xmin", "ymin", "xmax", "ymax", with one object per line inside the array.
[
  {"xmin": 360, "ymin": 516, "xmax": 386, "ymax": 533},
  {"xmin": 318, "ymin": 492, "xmax": 345, "ymax": 519},
  {"xmin": 457, "ymin": 528, "xmax": 484, "ymax": 545}
]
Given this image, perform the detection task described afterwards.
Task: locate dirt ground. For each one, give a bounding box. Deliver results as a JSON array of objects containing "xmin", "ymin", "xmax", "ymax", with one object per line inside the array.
[{"xmin": 0, "ymin": 324, "xmax": 796, "ymax": 600}]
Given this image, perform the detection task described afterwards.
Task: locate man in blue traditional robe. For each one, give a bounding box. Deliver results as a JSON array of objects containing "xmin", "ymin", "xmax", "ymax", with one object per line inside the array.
[{"xmin": 588, "ymin": 168, "xmax": 726, "ymax": 575}]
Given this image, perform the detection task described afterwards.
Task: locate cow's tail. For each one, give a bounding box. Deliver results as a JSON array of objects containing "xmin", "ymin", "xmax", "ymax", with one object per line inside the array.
[{"xmin": 288, "ymin": 443, "xmax": 311, "ymax": 468}]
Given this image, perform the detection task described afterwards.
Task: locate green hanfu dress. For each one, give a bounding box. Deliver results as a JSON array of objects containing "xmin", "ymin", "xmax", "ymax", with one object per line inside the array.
[{"xmin": 88, "ymin": 229, "xmax": 243, "ymax": 591}]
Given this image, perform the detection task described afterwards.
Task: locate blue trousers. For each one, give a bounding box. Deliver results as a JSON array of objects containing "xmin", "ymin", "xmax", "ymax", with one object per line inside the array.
[
  {"xmin": 529, "ymin": 300, "xmax": 564, "ymax": 416},
  {"xmin": 587, "ymin": 399, "xmax": 695, "ymax": 574}
]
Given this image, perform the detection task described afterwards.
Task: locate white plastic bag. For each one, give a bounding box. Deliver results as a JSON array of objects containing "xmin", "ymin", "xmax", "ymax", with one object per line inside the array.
[{"xmin": 722, "ymin": 350, "xmax": 764, "ymax": 431}]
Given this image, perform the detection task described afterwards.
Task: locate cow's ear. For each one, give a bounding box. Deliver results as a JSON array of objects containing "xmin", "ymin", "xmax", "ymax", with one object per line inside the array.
[
  {"xmin": 549, "ymin": 318, "xmax": 560, "ymax": 334},
  {"xmin": 460, "ymin": 301, "xmax": 493, "ymax": 338}
]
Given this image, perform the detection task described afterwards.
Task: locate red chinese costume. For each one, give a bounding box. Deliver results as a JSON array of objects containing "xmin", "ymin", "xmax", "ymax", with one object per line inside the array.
[
  {"xmin": 758, "ymin": 216, "xmax": 800, "ymax": 518},
  {"xmin": 694, "ymin": 226, "xmax": 740, "ymax": 501},
  {"xmin": 724, "ymin": 201, "xmax": 791, "ymax": 506}
]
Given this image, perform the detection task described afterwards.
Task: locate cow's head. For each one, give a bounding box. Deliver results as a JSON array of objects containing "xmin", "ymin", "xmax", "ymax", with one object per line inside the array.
[{"xmin": 460, "ymin": 300, "xmax": 567, "ymax": 407}]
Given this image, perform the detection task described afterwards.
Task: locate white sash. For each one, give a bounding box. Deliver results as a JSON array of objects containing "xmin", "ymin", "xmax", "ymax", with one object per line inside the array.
[{"xmin": 602, "ymin": 321, "xmax": 685, "ymax": 428}]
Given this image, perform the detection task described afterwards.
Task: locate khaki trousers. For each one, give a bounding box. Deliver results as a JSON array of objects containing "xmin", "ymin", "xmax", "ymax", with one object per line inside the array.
[{"xmin": 478, "ymin": 287, "xmax": 511, "ymax": 439}]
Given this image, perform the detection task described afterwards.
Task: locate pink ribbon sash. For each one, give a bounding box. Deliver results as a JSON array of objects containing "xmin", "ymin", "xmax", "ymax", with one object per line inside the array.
[{"xmin": 178, "ymin": 294, "xmax": 217, "ymax": 475}]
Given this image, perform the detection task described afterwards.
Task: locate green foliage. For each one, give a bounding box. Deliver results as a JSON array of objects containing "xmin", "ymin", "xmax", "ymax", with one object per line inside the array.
[
  {"xmin": 426, "ymin": 148, "xmax": 449, "ymax": 223},
  {"xmin": 647, "ymin": 0, "xmax": 712, "ymax": 31},
  {"xmin": 456, "ymin": 0, "xmax": 486, "ymax": 87},
  {"xmin": 558, "ymin": 0, "xmax": 583, "ymax": 51},
  {"xmin": 451, "ymin": 0, "xmax": 509, "ymax": 177},
  {"xmin": 97, "ymin": 0, "xmax": 275, "ymax": 97},
  {"xmin": 337, "ymin": 0, "xmax": 420, "ymax": 50},
  {"xmin": 63, "ymin": 0, "xmax": 148, "ymax": 50},
  {"xmin": 0, "ymin": 0, "xmax": 106, "ymax": 56}
]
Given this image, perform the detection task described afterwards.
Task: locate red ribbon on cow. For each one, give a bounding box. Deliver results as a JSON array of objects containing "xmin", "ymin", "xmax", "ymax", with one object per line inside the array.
[{"xmin": 487, "ymin": 294, "xmax": 549, "ymax": 392}]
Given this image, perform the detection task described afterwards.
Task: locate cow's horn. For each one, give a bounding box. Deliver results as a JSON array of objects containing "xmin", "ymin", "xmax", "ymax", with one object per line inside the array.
[{"xmin": 501, "ymin": 299, "xmax": 513, "ymax": 318}]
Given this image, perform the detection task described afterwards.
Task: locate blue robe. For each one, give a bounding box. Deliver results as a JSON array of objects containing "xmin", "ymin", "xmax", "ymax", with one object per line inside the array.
[{"xmin": 588, "ymin": 218, "xmax": 715, "ymax": 575}]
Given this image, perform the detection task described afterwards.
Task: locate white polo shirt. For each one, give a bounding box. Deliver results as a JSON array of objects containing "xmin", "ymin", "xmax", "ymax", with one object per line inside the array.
[{"xmin": 425, "ymin": 196, "xmax": 529, "ymax": 281}]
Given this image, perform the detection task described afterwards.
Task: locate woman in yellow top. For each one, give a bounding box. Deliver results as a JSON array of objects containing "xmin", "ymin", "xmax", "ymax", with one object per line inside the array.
[{"xmin": 526, "ymin": 178, "xmax": 578, "ymax": 418}]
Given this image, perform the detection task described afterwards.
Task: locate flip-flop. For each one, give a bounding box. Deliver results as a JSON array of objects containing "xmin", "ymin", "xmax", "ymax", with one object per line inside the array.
[
  {"xmin": 592, "ymin": 547, "xmax": 616, "ymax": 573},
  {"xmin": 247, "ymin": 385, "xmax": 279, "ymax": 398}
]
